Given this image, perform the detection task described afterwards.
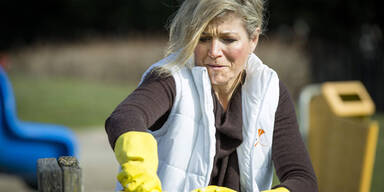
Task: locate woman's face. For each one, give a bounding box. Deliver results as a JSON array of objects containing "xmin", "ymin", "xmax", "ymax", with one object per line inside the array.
[{"xmin": 194, "ymin": 13, "xmax": 259, "ymax": 88}]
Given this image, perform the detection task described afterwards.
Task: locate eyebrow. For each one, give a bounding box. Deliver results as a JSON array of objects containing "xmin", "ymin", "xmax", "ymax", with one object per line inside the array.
[{"xmin": 201, "ymin": 32, "xmax": 238, "ymax": 36}]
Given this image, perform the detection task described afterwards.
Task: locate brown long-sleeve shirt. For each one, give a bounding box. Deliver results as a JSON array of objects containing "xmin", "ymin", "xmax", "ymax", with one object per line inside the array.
[{"xmin": 105, "ymin": 72, "xmax": 318, "ymax": 192}]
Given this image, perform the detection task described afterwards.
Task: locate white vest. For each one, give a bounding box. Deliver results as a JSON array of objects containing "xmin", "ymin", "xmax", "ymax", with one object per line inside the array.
[{"xmin": 133, "ymin": 53, "xmax": 279, "ymax": 192}]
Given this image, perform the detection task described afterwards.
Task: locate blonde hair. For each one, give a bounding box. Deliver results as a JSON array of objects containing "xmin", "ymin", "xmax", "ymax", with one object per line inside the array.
[{"xmin": 156, "ymin": 0, "xmax": 265, "ymax": 76}]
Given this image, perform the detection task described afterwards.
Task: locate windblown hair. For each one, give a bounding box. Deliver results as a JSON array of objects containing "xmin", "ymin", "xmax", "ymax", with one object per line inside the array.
[{"xmin": 156, "ymin": 0, "xmax": 266, "ymax": 76}]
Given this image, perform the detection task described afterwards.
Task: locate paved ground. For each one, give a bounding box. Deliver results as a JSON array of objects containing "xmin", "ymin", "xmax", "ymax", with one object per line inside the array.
[{"xmin": 0, "ymin": 127, "xmax": 119, "ymax": 192}]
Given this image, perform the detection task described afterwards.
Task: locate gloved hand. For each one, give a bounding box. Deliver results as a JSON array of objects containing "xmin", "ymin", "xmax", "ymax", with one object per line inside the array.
[
  {"xmin": 192, "ymin": 186, "xmax": 237, "ymax": 192},
  {"xmin": 114, "ymin": 131, "xmax": 162, "ymax": 192},
  {"xmin": 262, "ymin": 187, "xmax": 290, "ymax": 192}
]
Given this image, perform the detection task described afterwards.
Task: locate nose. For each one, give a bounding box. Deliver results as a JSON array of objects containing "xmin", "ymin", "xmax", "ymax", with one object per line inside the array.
[{"xmin": 208, "ymin": 39, "xmax": 222, "ymax": 59}]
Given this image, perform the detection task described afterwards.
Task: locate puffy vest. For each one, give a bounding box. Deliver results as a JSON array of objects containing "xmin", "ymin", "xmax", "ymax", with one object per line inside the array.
[{"xmin": 121, "ymin": 53, "xmax": 279, "ymax": 192}]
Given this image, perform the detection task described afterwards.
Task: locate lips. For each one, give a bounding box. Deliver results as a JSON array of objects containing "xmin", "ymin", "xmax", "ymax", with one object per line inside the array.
[{"xmin": 206, "ymin": 64, "xmax": 226, "ymax": 69}]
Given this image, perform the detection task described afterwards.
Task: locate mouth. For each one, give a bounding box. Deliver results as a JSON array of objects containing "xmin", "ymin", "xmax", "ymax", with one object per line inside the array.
[{"xmin": 206, "ymin": 64, "xmax": 227, "ymax": 69}]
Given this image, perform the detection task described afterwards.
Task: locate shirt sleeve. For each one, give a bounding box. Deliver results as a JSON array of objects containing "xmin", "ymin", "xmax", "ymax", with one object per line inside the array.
[
  {"xmin": 272, "ymin": 81, "xmax": 318, "ymax": 192},
  {"xmin": 105, "ymin": 72, "xmax": 176, "ymax": 149}
]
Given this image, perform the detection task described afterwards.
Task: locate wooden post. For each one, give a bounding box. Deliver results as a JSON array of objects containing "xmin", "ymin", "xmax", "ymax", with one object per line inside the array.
[
  {"xmin": 58, "ymin": 156, "xmax": 83, "ymax": 192},
  {"xmin": 37, "ymin": 156, "xmax": 83, "ymax": 192},
  {"xmin": 37, "ymin": 158, "xmax": 63, "ymax": 192}
]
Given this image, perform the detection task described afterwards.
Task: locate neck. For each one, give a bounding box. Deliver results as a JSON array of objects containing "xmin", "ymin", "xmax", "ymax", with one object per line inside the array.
[{"xmin": 212, "ymin": 72, "xmax": 243, "ymax": 111}]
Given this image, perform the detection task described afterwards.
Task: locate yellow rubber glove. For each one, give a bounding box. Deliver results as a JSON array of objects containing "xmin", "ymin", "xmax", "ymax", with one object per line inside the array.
[
  {"xmin": 114, "ymin": 131, "xmax": 162, "ymax": 192},
  {"xmin": 192, "ymin": 186, "xmax": 237, "ymax": 192},
  {"xmin": 262, "ymin": 187, "xmax": 290, "ymax": 192}
]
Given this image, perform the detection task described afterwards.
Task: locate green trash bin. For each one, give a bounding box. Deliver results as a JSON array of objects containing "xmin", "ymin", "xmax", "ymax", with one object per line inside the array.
[{"xmin": 308, "ymin": 81, "xmax": 379, "ymax": 192}]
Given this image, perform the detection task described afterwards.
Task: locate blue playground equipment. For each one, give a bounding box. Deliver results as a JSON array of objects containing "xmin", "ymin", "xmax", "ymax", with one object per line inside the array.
[{"xmin": 0, "ymin": 66, "xmax": 78, "ymax": 188}]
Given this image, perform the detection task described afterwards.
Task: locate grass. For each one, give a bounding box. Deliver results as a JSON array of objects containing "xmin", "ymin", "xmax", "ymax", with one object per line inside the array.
[{"xmin": 9, "ymin": 72, "xmax": 135, "ymax": 129}]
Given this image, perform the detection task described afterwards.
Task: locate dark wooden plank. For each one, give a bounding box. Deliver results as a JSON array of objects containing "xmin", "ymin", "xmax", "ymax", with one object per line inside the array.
[
  {"xmin": 37, "ymin": 158, "xmax": 63, "ymax": 192},
  {"xmin": 58, "ymin": 156, "xmax": 83, "ymax": 192}
]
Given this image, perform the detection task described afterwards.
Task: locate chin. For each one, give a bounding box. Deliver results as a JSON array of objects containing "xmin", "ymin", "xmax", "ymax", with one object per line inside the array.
[
  {"xmin": 210, "ymin": 78, "xmax": 229, "ymax": 86},
  {"xmin": 208, "ymin": 73, "xmax": 232, "ymax": 86}
]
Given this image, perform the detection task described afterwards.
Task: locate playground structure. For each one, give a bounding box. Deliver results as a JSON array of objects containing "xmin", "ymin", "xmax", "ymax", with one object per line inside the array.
[{"xmin": 0, "ymin": 65, "xmax": 78, "ymax": 188}]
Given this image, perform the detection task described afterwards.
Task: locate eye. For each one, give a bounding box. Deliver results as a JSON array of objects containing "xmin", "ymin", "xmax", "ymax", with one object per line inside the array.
[
  {"xmin": 222, "ymin": 38, "xmax": 237, "ymax": 43},
  {"xmin": 199, "ymin": 36, "xmax": 211, "ymax": 43}
]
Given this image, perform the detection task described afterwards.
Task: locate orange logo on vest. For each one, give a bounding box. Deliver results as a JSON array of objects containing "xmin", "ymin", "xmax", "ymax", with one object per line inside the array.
[{"xmin": 254, "ymin": 128, "xmax": 266, "ymax": 147}]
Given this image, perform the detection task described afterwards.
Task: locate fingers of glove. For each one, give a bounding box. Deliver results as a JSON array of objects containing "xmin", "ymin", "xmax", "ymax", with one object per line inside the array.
[
  {"xmin": 119, "ymin": 171, "xmax": 155, "ymax": 192},
  {"xmin": 118, "ymin": 164, "xmax": 161, "ymax": 192},
  {"xmin": 261, "ymin": 187, "xmax": 290, "ymax": 192},
  {"xmin": 140, "ymin": 175, "xmax": 162, "ymax": 192},
  {"xmin": 192, "ymin": 186, "xmax": 237, "ymax": 192},
  {"xmin": 117, "ymin": 163, "xmax": 142, "ymax": 187},
  {"xmin": 117, "ymin": 171, "xmax": 143, "ymax": 191},
  {"xmin": 124, "ymin": 176, "xmax": 161, "ymax": 192}
]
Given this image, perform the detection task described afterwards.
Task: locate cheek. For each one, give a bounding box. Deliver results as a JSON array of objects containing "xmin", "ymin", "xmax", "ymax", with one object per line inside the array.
[
  {"xmin": 194, "ymin": 45, "xmax": 206, "ymax": 66},
  {"xmin": 226, "ymin": 45, "xmax": 250, "ymax": 65}
]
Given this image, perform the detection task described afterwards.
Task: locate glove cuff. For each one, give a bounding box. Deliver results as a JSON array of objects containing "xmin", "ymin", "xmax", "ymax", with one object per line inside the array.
[{"xmin": 114, "ymin": 131, "xmax": 158, "ymax": 173}]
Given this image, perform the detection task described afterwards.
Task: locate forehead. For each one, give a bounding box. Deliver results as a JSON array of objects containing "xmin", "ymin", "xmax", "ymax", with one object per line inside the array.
[{"xmin": 203, "ymin": 13, "xmax": 247, "ymax": 36}]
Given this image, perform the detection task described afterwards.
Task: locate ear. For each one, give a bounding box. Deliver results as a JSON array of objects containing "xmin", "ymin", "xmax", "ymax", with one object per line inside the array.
[{"xmin": 249, "ymin": 27, "xmax": 261, "ymax": 53}]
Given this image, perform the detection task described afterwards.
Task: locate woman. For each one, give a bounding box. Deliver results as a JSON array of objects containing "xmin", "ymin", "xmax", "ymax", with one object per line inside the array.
[{"xmin": 105, "ymin": 0, "xmax": 318, "ymax": 191}]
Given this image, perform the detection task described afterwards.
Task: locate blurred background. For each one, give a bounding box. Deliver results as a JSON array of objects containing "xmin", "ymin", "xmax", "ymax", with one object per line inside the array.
[{"xmin": 0, "ymin": 0, "xmax": 383, "ymax": 191}]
